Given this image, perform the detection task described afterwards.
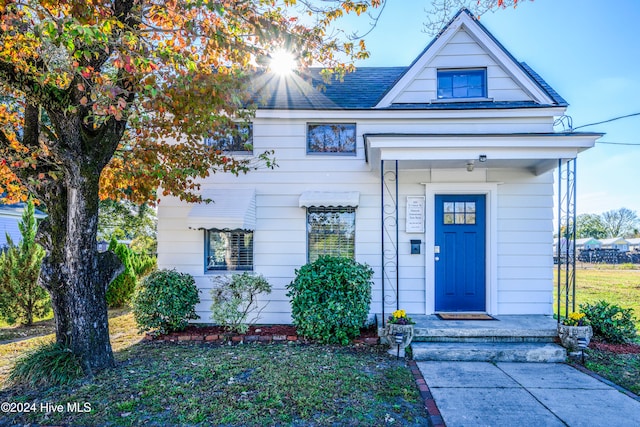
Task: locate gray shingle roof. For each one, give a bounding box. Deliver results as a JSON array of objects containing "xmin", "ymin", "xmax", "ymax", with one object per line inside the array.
[
  {"xmin": 251, "ymin": 8, "xmax": 567, "ymax": 110},
  {"xmin": 250, "ymin": 67, "xmax": 406, "ymax": 110}
]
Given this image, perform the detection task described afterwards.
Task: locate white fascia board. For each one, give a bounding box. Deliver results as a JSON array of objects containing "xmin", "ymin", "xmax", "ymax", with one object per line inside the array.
[
  {"xmin": 254, "ymin": 107, "xmax": 566, "ymax": 121},
  {"xmin": 366, "ymin": 133, "xmax": 599, "ymax": 150},
  {"xmin": 377, "ymin": 147, "xmax": 581, "ymax": 161}
]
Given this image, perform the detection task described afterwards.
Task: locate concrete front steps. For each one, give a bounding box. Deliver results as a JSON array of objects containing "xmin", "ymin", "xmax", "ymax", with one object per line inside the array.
[
  {"xmin": 411, "ymin": 342, "xmax": 566, "ymax": 362},
  {"xmin": 406, "ymin": 315, "xmax": 566, "ymax": 363}
]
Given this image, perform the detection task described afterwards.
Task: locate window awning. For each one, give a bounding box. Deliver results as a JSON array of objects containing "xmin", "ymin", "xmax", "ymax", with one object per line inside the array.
[
  {"xmin": 298, "ymin": 191, "xmax": 360, "ymax": 208},
  {"xmin": 187, "ymin": 189, "xmax": 256, "ymax": 231}
]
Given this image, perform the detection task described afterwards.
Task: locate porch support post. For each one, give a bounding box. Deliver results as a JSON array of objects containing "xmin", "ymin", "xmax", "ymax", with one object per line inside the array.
[
  {"xmin": 395, "ymin": 160, "xmax": 399, "ymax": 311},
  {"xmin": 381, "ymin": 160, "xmax": 399, "ymax": 324},
  {"xmin": 556, "ymin": 158, "xmax": 577, "ymax": 322},
  {"xmin": 381, "ymin": 159, "xmax": 385, "ymax": 327}
]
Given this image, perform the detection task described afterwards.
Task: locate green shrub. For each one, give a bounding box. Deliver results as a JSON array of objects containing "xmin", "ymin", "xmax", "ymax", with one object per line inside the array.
[
  {"xmin": 580, "ymin": 300, "xmax": 638, "ymax": 343},
  {"xmin": 131, "ymin": 252, "xmax": 157, "ymax": 278},
  {"xmin": 132, "ymin": 269, "xmax": 200, "ymax": 336},
  {"xmin": 9, "ymin": 342, "xmax": 84, "ymax": 387},
  {"xmin": 106, "ymin": 237, "xmax": 137, "ymax": 308},
  {"xmin": 287, "ymin": 256, "xmax": 373, "ymax": 345},
  {"xmin": 106, "ymin": 237, "xmax": 157, "ymax": 308},
  {"xmin": 210, "ymin": 273, "xmax": 272, "ymax": 334},
  {"xmin": 0, "ymin": 198, "xmax": 49, "ymax": 325}
]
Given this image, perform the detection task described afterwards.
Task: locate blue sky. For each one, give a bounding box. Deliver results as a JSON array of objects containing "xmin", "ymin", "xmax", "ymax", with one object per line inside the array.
[{"xmin": 341, "ymin": 0, "xmax": 640, "ymax": 216}]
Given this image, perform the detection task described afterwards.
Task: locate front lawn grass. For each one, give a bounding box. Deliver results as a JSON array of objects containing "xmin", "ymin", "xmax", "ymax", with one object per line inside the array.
[
  {"xmin": 1, "ymin": 311, "xmax": 427, "ymax": 426},
  {"xmin": 0, "ymin": 308, "xmax": 140, "ymax": 384},
  {"xmin": 555, "ymin": 265, "xmax": 640, "ymax": 332},
  {"xmin": 557, "ymin": 265, "xmax": 640, "ymax": 396},
  {"xmin": 1, "ymin": 343, "xmax": 426, "ymax": 426},
  {"xmin": 583, "ymin": 349, "xmax": 640, "ymax": 395}
]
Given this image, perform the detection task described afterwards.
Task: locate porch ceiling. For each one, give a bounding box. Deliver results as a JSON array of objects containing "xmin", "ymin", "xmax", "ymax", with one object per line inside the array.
[{"xmin": 364, "ymin": 132, "xmax": 603, "ymax": 175}]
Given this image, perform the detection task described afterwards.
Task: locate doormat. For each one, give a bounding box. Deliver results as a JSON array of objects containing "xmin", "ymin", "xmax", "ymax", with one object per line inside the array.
[{"xmin": 436, "ymin": 313, "xmax": 497, "ymax": 321}]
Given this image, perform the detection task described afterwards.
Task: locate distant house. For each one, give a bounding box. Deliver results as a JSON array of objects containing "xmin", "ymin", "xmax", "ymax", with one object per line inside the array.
[
  {"xmin": 157, "ymin": 9, "xmax": 601, "ymax": 323},
  {"xmin": 626, "ymin": 238, "xmax": 640, "ymax": 252},
  {"xmin": 600, "ymin": 237, "xmax": 630, "ymax": 252},
  {"xmin": 576, "ymin": 238, "xmax": 602, "ymax": 251},
  {"xmin": 0, "ymin": 203, "xmax": 47, "ymax": 248}
]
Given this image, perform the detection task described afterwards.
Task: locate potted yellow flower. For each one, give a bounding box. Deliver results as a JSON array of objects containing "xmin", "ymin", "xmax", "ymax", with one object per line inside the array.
[
  {"xmin": 384, "ymin": 309, "xmax": 415, "ymax": 350},
  {"xmin": 558, "ymin": 312, "xmax": 593, "ymax": 351}
]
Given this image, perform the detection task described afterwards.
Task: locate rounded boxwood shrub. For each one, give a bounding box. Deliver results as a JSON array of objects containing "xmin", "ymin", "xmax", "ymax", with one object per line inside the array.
[
  {"xmin": 132, "ymin": 269, "xmax": 200, "ymax": 336},
  {"xmin": 287, "ymin": 256, "xmax": 373, "ymax": 345},
  {"xmin": 579, "ymin": 300, "xmax": 637, "ymax": 344}
]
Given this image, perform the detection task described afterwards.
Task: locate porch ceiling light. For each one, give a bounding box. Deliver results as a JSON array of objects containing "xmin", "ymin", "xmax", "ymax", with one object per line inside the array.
[
  {"xmin": 466, "ymin": 161, "xmax": 475, "ymax": 172},
  {"xmin": 479, "ymin": 154, "xmax": 487, "ymax": 162}
]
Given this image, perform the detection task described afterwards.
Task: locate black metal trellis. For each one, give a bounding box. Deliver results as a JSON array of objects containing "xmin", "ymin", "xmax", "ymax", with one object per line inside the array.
[
  {"xmin": 381, "ymin": 160, "xmax": 399, "ymax": 327},
  {"xmin": 557, "ymin": 158, "xmax": 577, "ymax": 322}
]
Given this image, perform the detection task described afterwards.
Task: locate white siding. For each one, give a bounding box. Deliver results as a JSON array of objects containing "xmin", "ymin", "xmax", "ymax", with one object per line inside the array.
[
  {"xmin": 158, "ymin": 113, "xmax": 558, "ymax": 323},
  {"xmin": 491, "ymin": 169, "xmax": 554, "ymax": 315},
  {"xmin": 391, "ymin": 28, "xmax": 532, "ymax": 104}
]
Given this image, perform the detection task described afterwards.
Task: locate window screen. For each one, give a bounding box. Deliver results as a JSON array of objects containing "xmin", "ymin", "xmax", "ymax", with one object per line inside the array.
[
  {"xmin": 206, "ymin": 230, "xmax": 253, "ymax": 271},
  {"xmin": 307, "ymin": 207, "xmax": 355, "ymax": 262}
]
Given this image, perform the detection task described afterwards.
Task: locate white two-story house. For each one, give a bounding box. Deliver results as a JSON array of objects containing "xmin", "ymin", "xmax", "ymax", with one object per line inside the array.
[{"xmin": 157, "ymin": 9, "xmax": 601, "ymax": 324}]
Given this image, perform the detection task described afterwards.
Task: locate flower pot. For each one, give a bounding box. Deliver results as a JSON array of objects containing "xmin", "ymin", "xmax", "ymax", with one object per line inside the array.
[
  {"xmin": 557, "ymin": 324, "xmax": 593, "ymax": 351},
  {"xmin": 384, "ymin": 324, "xmax": 414, "ymax": 349}
]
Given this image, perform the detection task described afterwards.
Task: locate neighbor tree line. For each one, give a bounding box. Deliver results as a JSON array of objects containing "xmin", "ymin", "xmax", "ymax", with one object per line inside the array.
[{"xmin": 576, "ymin": 208, "xmax": 639, "ymax": 239}]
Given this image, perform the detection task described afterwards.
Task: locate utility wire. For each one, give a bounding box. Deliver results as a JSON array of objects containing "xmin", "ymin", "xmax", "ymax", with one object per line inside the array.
[
  {"xmin": 596, "ymin": 141, "xmax": 640, "ymax": 146},
  {"xmin": 572, "ymin": 112, "xmax": 640, "ymax": 131}
]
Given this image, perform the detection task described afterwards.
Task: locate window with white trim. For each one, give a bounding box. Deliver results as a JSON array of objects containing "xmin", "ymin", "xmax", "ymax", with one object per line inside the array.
[
  {"xmin": 205, "ymin": 230, "xmax": 253, "ymax": 271},
  {"xmin": 307, "ymin": 123, "xmax": 356, "ymax": 154},
  {"xmin": 437, "ymin": 69, "xmax": 487, "ymax": 99},
  {"xmin": 307, "ymin": 207, "xmax": 355, "ymax": 262}
]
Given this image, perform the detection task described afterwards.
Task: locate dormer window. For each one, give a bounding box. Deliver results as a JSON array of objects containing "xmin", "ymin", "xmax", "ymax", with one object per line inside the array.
[{"xmin": 437, "ymin": 69, "xmax": 487, "ymax": 100}]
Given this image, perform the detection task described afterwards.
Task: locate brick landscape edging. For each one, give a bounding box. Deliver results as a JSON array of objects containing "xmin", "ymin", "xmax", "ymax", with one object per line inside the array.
[
  {"xmin": 406, "ymin": 360, "xmax": 446, "ymax": 427},
  {"xmin": 145, "ymin": 332, "xmax": 380, "ymax": 346}
]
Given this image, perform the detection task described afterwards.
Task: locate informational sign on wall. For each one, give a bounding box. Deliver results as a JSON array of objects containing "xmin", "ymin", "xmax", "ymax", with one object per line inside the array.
[{"xmin": 406, "ymin": 196, "xmax": 425, "ymax": 233}]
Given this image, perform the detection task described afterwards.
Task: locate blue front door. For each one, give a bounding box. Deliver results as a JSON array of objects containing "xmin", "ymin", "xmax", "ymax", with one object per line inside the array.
[{"xmin": 434, "ymin": 194, "xmax": 486, "ymax": 312}]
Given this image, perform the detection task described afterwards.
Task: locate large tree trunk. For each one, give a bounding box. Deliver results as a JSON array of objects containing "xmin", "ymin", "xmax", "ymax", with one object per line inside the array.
[{"xmin": 37, "ymin": 158, "xmax": 123, "ymax": 374}]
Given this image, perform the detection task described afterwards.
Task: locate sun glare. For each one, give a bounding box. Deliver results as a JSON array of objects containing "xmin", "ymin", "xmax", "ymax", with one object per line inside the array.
[{"xmin": 269, "ymin": 49, "xmax": 297, "ymax": 76}]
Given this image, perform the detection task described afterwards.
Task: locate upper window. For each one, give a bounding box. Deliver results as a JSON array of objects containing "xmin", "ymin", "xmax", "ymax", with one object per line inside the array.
[
  {"xmin": 307, "ymin": 207, "xmax": 355, "ymax": 262},
  {"xmin": 205, "ymin": 230, "xmax": 253, "ymax": 271},
  {"xmin": 204, "ymin": 123, "xmax": 253, "ymax": 153},
  {"xmin": 307, "ymin": 123, "xmax": 356, "ymax": 155},
  {"xmin": 437, "ymin": 69, "xmax": 487, "ymax": 100}
]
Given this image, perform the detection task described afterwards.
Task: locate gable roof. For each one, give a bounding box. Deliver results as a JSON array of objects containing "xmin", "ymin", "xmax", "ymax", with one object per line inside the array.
[{"xmin": 252, "ymin": 8, "xmax": 566, "ymax": 111}]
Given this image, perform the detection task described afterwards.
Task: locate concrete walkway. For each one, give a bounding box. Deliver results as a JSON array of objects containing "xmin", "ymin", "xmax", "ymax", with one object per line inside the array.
[{"xmin": 416, "ymin": 361, "xmax": 640, "ymax": 427}]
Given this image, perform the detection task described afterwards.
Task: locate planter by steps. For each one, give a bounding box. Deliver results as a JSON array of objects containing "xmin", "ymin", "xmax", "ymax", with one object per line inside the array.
[
  {"xmin": 384, "ymin": 324, "xmax": 414, "ymax": 350},
  {"xmin": 557, "ymin": 324, "xmax": 593, "ymax": 351}
]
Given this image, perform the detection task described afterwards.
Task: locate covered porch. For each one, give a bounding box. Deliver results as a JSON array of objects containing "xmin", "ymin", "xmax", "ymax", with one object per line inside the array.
[{"xmin": 364, "ymin": 131, "xmax": 602, "ymax": 324}]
